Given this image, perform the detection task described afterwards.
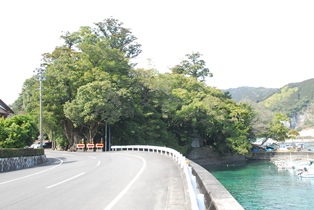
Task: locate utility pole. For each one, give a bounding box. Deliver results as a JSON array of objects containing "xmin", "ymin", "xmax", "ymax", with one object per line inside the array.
[
  {"xmin": 103, "ymin": 121, "xmax": 110, "ymax": 151},
  {"xmin": 34, "ymin": 67, "xmax": 46, "ymax": 148}
]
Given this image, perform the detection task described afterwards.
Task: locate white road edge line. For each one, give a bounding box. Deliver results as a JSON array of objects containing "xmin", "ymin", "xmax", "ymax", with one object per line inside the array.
[
  {"xmin": 104, "ymin": 154, "xmax": 147, "ymax": 210},
  {"xmin": 97, "ymin": 161, "xmax": 101, "ymax": 167},
  {"xmin": 46, "ymin": 172, "xmax": 86, "ymax": 189},
  {"xmin": 0, "ymin": 158, "xmax": 63, "ymax": 185}
]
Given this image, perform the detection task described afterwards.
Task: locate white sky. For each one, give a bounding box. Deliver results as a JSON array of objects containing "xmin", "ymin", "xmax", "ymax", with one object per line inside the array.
[{"xmin": 1, "ymin": 0, "xmax": 314, "ymax": 105}]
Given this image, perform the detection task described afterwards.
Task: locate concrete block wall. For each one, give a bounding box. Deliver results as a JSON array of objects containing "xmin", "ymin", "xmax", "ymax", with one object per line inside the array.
[{"xmin": 0, "ymin": 155, "xmax": 47, "ymax": 172}]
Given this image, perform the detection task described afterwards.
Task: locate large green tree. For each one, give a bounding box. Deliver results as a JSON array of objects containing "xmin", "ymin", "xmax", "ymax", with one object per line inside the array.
[
  {"xmin": 252, "ymin": 111, "xmax": 290, "ymax": 145},
  {"xmin": 171, "ymin": 52, "xmax": 213, "ymax": 82},
  {"xmin": 124, "ymin": 69, "xmax": 255, "ymax": 155},
  {"xmin": 269, "ymin": 113, "xmax": 290, "ymax": 141},
  {"xmin": 94, "ymin": 18, "xmax": 142, "ymax": 59},
  {"xmin": 64, "ymin": 81, "xmax": 133, "ymax": 143},
  {"xmin": 111, "ymin": 68, "xmax": 177, "ymax": 148},
  {"xmin": 31, "ymin": 18, "xmax": 139, "ymax": 148}
]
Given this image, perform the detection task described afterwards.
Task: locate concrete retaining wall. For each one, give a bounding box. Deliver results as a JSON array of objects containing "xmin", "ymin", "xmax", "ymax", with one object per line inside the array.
[
  {"xmin": 0, "ymin": 155, "xmax": 47, "ymax": 172},
  {"xmin": 249, "ymin": 152, "xmax": 314, "ymax": 160},
  {"xmin": 188, "ymin": 147, "xmax": 247, "ymax": 166},
  {"xmin": 189, "ymin": 160, "xmax": 244, "ymax": 210}
]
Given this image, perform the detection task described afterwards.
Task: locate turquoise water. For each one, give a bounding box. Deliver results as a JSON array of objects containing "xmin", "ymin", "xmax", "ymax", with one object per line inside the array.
[{"xmin": 205, "ymin": 160, "xmax": 314, "ymax": 210}]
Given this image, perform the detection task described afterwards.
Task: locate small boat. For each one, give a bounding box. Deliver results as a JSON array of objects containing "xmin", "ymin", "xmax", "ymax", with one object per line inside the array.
[
  {"xmin": 297, "ymin": 165, "xmax": 314, "ymax": 178},
  {"xmin": 299, "ymin": 174, "xmax": 314, "ymax": 178},
  {"xmin": 298, "ymin": 171, "xmax": 314, "ymax": 178}
]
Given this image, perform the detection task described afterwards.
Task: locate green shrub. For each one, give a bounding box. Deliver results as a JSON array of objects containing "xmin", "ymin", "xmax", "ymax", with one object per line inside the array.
[
  {"xmin": 0, "ymin": 148, "xmax": 44, "ymax": 158},
  {"xmin": 0, "ymin": 115, "xmax": 38, "ymax": 148},
  {"xmin": 0, "ymin": 118, "xmax": 7, "ymax": 141}
]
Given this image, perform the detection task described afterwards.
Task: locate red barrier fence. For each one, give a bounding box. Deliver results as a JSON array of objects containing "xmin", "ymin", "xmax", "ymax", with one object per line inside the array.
[
  {"xmin": 96, "ymin": 144, "xmax": 103, "ymax": 150},
  {"xmin": 75, "ymin": 143, "xmax": 104, "ymax": 151},
  {"xmin": 86, "ymin": 144, "xmax": 94, "ymax": 150},
  {"xmin": 76, "ymin": 144, "xmax": 85, "ymax": 151}
]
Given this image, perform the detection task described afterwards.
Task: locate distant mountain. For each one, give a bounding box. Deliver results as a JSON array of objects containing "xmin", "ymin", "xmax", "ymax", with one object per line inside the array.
[
  {"xmin": 224, "ymin": 86, "xmax": 278, "ymax": 103},
  {"xmin": 224, "ymin": 78, "xmax": 314, "ymax": 130},
  {"xmin": 259, "ymin": 78, "xmax": 314, "ymax": 114},
  {"xmin": 225, "ymin": 78, "xmax": 314, "ymax": 106}
]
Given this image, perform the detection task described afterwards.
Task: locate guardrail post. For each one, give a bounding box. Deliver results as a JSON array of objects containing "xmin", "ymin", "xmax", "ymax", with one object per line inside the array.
[
  {"xmin": 183, "ymin": 158, "xmax": 198, "ymax": 210},
  {"xmin": 181, "ymin": 156, "xmax": 185, "ymax": 168},
  {"xmin": 191, "ymin": 175, "xmax": 197, "ymax": 194},
  {"xmin": 188, "ymin": 166, "xmax": 193, "ymax": 177},
  {"xmin": 197, "ymin": 194, "xmax": 205, "ymax": 210}
]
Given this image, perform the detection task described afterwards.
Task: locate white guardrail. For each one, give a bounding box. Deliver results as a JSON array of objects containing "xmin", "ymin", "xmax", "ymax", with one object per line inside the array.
[{"xmin": 111, "ymin": 145, "xmax": 205, "ymax": 210}]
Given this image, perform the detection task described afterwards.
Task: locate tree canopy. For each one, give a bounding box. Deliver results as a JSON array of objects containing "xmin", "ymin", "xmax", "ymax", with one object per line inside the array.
[
  {"xmin": 12, "ymin": 17, "xmax": 280, "ymax": 156},
  {"xmin": 171, "ymin": 52, "xmax": 213, "ymax": 82}
]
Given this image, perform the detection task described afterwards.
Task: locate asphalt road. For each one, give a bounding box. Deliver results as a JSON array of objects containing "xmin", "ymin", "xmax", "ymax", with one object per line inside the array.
[{"xmin": 0, "ymin": 150, "xmax": 189, "ymax": 210}]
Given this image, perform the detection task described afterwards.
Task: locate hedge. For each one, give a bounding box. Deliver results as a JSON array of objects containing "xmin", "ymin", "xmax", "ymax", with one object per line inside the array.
[{"xmin": 0, "ymin": 148, "xmax": 44, "ymax": 158}]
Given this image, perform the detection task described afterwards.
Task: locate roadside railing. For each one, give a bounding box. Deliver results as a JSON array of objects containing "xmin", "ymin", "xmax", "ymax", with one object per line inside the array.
[{"xmin": 111, "ymin": 145, "xmax": 205, "ymax": 210}]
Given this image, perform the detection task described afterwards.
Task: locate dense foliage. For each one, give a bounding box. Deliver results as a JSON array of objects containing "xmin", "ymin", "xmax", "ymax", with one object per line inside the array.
[
  {"xmin": 0, "ymin": 115, "xmax": 38, "ymax": 148},
  {"xmin": 12, "ymin": 17, "xmax": 285, "ymax": 155},
  {"xmin": 171, "ymin": 52, "xmax": 213, "ymax": 82}
]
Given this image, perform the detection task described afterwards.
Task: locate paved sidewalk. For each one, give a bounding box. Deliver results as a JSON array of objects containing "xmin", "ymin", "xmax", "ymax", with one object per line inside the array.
[{"xmin": 165, "ymin": 162, "xmax": 191, "ymax": 210}]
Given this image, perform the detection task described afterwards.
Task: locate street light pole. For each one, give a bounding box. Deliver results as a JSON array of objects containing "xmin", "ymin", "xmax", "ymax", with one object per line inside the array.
[{"xmin": 34, "ymin": 68, "xmax": 46, "ymax": 148}]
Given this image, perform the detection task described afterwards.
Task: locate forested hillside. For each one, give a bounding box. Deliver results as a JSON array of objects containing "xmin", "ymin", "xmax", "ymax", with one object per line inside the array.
[
  {"xmin": 225, "ymin": 87, "xmax": 277, "ymax": 103},
  {"xmin": 225, "ymin": 78, "xmax": 314, "ymax": 130}
]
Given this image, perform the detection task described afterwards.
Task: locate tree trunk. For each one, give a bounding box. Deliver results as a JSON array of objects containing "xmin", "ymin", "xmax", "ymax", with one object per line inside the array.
[{"xmin": 63, "ymin": 118, "xmax": 75, "ymax": 149}]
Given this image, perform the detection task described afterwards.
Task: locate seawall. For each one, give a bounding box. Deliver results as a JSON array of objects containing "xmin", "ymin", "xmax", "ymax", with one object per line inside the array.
[
  {"xmin": 188, "ymin": 147, "xmax": 244, "ymax": 209},
  {"xmin": 189, "ymin": 160, "xmax": 244, "ymax": 210},
  {"xmin": 188, "ymin": 146, "xmax": 246, "ymax": 166},
  {"xmin": 248, "ymin": 151, "xmax": 314, "ymax": 160},
  {"xmin": 0, "ymin": 155, "xmax": 47, "ymax": 172}
]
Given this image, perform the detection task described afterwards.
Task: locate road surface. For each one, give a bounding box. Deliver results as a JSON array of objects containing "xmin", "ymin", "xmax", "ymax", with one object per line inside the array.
[{"xmin": 0, "ymin": 150, "xmax": 190, "ymax": 210}]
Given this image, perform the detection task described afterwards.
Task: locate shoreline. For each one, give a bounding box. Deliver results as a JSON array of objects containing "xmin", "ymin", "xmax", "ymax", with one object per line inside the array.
[{"xmin": 284, "ymin": 139, "xmax": 314, "ymax": 143}]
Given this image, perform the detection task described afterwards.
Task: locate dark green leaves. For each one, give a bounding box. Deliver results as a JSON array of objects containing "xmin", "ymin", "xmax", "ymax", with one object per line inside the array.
[
  {"xmin": 171, "ymin": 52, "xmax": 213, "ymax": 82},
  {"xmin": 0, "ymin": 115, "xmax": 37, "ymax": 148}
]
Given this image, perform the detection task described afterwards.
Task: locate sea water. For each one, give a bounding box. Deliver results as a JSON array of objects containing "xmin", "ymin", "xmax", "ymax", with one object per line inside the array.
[{"xmin": 205, "ymin": 160, "xmax": 314, "ymax": 210}]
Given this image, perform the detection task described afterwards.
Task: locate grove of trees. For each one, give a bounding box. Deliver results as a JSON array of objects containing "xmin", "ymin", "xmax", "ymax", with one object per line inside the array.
[{"xmin": 9, "ymin": 17, "xmax": 290, "ymax": 155}]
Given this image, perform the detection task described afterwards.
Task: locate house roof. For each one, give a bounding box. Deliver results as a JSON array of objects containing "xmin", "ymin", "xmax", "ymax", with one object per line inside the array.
[
  {"xmin": 0, "ymin": 99, "xmax": 14, "ymax": 115},
  {"xmin": 0, "ymin": 108, "xmax": 7, "ymax": 114}
]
